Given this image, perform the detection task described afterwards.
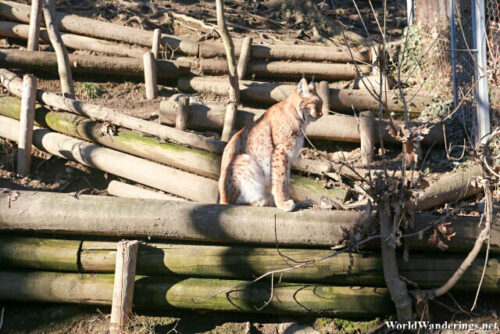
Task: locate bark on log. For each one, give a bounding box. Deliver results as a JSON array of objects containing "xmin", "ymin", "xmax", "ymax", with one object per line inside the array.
[
  {"xmin": 0, "ymin": 236, "xmax": 497, "ymax": 291},
  {"xmin": 143, "ymin": 51, "xmax": 157, "ymax": 99},
  {"xmin": 0, "ymin": 115, "xmax": 218, "ymax": 202},
  {"xmin": 0, "ymin": 1, "xmax": 199, "ymax": 56},
  {"xmin": 107, "ymin": 181, "xmax": 184, "ymax": 201},
  {"xmin": 159, "ymin": 97, "xmax": 444, "ymax": 146},
  {"xmin": 200, "ymin": 58, "xmax": 372, "ymax": 80},
  {"xmin": 16, "ymin": 74, "xmax": 37, "ymax": 176},
  {"xmin": 0, "ymin": 69, "xmax": 224, "ymax": 154},
  {"xmin": 0, "ymin": 270, "xmax": 394, "ymax": 317},
  {"xmin": 0, "ymin": 190, "xmax": 498, "ymax": 251},
  {"xmin": 42, "ymin": 0, "xmax": 74, "ymax": 98},
  {"xmin": 0, "ymin": 49, "xmax": 189, "ymax": 79},
  {"xmin": 177, "ymin": 76, "xmax": 431, "ymax": 114},
  {"xmin": 26, "ymin": 1, "xmax": 41, "ymax": 51},
  {"xmin": 0, "ymin": 96, "xmax": 347, "ymax": 202},
  {"xmin": 0, "ymin": 21, "xmax": 148, "ymax": 57},
  {"xmin": 110, "ymin": 240, "xmax": 139, "ymax": 334},
  {"xmin": 199, "ymin": 41, "xmax": 371, "ymax": 63}
]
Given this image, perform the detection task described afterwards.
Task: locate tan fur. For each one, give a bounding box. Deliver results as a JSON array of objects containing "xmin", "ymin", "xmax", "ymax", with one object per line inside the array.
[{"xmin": 218, "ymin": 78, "xmax": 323, "ymax": 211}]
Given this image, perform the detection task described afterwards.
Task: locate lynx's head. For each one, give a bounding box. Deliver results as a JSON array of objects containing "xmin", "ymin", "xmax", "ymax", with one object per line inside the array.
[{"xmin": 295, "ymin": 78, "xmax": 323, "ymax": 123}]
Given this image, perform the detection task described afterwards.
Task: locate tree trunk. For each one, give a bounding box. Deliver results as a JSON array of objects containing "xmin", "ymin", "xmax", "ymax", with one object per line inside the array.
[
  {"xmin": 177, "ymin": 76, "xmax": 432, "ymax": 115},
  {"xmin": 200, "ymin": 58, "xmax": 372, "ymax": 80},
  {"xmin": 16, "ymin": 74, "xmax": 37, "ymax": 176},
  {"xmin": 0, "ymin": 49, "xmax": 189, "ymax": 79},
  {"xmin": 143, "ymin": 51, "xmax": 157, "ymax": 99},
  {"xmin": 0, "ymin": 270, "xmax": 394, "ymax": 317},
  {"xmin": 0, "ymin": 21, "xmax": 148, "ymax": 57},
  {"xmin": 159, "ymin": 96, "xmax": 444, "ymax": 146},
  {"xmin": 0, "ymin": 69, "xmax": 224, "ymax": 154},
  {"xmin": 236, "ymin": 36, "xmax": 252, "ymax": 79},
  {"xmin": 359, "ymin": 111, "xmax": 374, "ymax": 165},
  {"xmin": 26, "ymin": 2, "xmax": 41, "ymax": 51}
]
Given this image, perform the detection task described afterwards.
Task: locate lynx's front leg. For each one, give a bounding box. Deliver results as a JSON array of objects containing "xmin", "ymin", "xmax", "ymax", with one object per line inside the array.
[{"xmin": 271, "ymin": 144, "xmax": 295, "ymax": 211}]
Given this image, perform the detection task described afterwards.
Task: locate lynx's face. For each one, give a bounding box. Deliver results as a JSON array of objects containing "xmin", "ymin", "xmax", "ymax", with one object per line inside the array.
[{"xmin": 297, "ymin": 78, "xmax": 323, "ymax": 122}]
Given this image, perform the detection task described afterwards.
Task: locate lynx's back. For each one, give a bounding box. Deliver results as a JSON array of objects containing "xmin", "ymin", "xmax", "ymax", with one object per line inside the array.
[{"xmin": 219, "ymin": 78, "xmax": 323, "ymax": 211}]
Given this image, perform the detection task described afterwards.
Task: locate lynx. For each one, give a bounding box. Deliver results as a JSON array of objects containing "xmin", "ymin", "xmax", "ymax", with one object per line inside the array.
[{"xmin": 218, "ymin": 78, "xmax": 323, "ymax": 211}]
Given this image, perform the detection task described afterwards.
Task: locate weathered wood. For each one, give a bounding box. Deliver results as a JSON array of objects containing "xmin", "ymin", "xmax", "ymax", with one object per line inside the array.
[
  {"xmin": 16, "ymin": 74, "xmax": 37, "ymax": 176},
  {"xmin": 107, "ymin": 181, "xmax": 184, "ymax": 201},
  {"xmin": 110, "ymin": 240, "xmax": 139, "ymax": 334},
  {"xmin": 152, "ymin": 28, "xmax": 161, "ymax": 59},
  {"xmin": 177, "ymin": 76, "xmax": 432, "ymax": 114},
  {"xmin": 0, "ymin": 69, "xmax": 224, "ymax": 154},
  {"xmin": 317, "ymin": 81, "xmax": 329, "ymax": 114},
  {"xmin": 0, "ymin": 21, "xmax": 148, "ymax": 57},
  {"xmin": 0, "ymin": 1, "xmax": 199, "ymax": 56},
  {"xmin": 0, "ymin": 190, "xmax": 498, "ymax": 251},
  {"xmin": 199, "ymin": 41, "xmax": 371, "ymax": 63},
  {"xmin": 159, "ymin": 97, "xmax": 444, "ymax": 146},
  {"xmin": 143, "ymin": 51, "xmax": 157, "ymax": 100},
  {"xmin": 26, "ymin": 1, "xmax": 41, "ymax": 51},
  {"xmin": 175, "ymin": 96, "xmax": 189, "ymax": 131},
  {"xmin": 0, "ymin": 115, "xmax": 217, "ymax": 202},
  {"xmin": 42, "ymin": 0, "xmax": 74, "ymax": 98},
  {"xmin": 236, "ymin": 36, "xmax": 252, "ymax": 79},
  {"xmin": 0, "ymin": 270, "xmax": 394, "ymax": 317},
  {"xmin": 201, "ymin": 59, "xmax": 372, "ymax": 80},
  {"xmin": 0, "ymin": 98, "xmax": 347, "ymax": 202},
  {"xmin": 359, "ymin": 111, "xmax": 374, "ymax": 165},
  {"xmin": 0, "ymin": 237, "xmax": 497, "ymax": 291},
  {"xmin": 0, "ymin": 49, "xmax": 189, "ymax": 79}
]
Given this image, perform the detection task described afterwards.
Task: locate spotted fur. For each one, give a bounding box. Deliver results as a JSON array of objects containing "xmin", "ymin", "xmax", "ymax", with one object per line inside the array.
[{"xmin": 218, "ymin": 78, "xmax": 323, "ymax": 211}]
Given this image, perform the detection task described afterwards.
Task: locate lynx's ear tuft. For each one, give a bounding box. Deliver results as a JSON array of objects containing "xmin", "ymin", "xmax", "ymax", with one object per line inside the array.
[
  {"xmin": 298, "ymin": 78, "xmax": 310, "ymax": 97},
  {"xmin": 308, "ymin": 80, "xmax": 316, "ymax": 91}
]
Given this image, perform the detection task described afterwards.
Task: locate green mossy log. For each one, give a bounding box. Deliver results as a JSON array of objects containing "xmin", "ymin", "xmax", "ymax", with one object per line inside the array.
[{"xmin": 0, "ymin": 270, "xmax": 394, "ymax": 317}]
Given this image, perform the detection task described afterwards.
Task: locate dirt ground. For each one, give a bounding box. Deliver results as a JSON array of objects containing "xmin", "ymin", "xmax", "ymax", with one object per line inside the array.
[{"xmin": 0, "ymin": 0, "xmax": 499, "ymax": 333}]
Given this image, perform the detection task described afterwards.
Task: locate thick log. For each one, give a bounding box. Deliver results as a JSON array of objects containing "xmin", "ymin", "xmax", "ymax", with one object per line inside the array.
[
  {"xmin": 0, "ymin": 237, "xmax": 497, "ymax": 291},
  {"xmin": 26, "ymin": 1, "xmax": 41, "ymax": 51},
  {"xmin": 0, "ymin": 1, "xmax": 199, "ymax": 56},
  {"xmin": 0, "ymin": 96, "xmax": 347, "ymax": 202},
  {"xmin": 143, "ymin": 51, "xmax": 157, "ymax": 99},
  {"xmin": 110, "ymin": 240, "xmax": 139, "ymax": 334},
  {"xmin": 0, "ymin": 49, "xmax": 189, "ymax": 79},
  {"xmin": 0, "ymin": 190, "xmax": 498, "ymax": 252},
  {"xmin": 0, "ymin": 69, "xmax": 225, "ymax": 154},
  {"xmin": 199, "ymin": 41, "xmax": 371, "ymax": 63},
  {"xmin": 0, "ymin": 115, "xmax": 218, "ymax": 202},
  {"xmin": 107, "ymin": 181, "xmax": 184, "ymax": 201},
  {"xmin": 16, "ymin": 74, "xmax": 37, "ymax": 176},
  {"xmin": 177, "ymin": 76, "xmax": 431, "ymax": 114},
  {"xmin": 0, "ymin": 270, "xmax": 393, "ymax": 317},
  {"xmin": 0, "ymin": 21, "xmax": 148, "ymax": 57},
  {"xmin": 200, "ymin": 58, "xmax": 372, "ymax": 80},
  {"xmin": 159, "ymin": 97, "xmax": 444, "ymax": 146}
]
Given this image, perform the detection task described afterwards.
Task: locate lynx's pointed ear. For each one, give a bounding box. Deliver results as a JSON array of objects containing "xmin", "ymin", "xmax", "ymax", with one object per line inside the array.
[
  {"xmin": 308, "ymin": 79, "xmax": 316, "ymax": 91},
  {"xmin": 298, "ymin": 78, "xmax": 310, "ymax": 97}
]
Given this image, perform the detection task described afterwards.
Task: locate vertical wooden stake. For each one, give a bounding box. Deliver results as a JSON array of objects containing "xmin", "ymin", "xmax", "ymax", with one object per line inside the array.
[
  {"xmin": 143, "ymin": 51, "xmax": 157, "ymax": 100},
  {"xmin": 175, "ymin": 96, "xmax": 189, "ymax": 130},
  {"xmin": 110, "ymin": 240, "xmax": 140, "ymax": 334},
  {"xmin": 236, "ymin": 36, "xmax": 252, "ymax": 80},
  {"xmin": 317, "ymin": 81, "xmax": 330, "ymax": 114},
  {"xmin": 17, "ymin": 74, "xmax": 37, "ymax": 176},
  {"xmin": 27, "ymin": 0, "xmax": 42, "ymax": 51},
  {"xmin": 152, "ymin": 28, "xmax": 161, "ymax": 59},
  {"xmin": 359, "ymin": 111, "xmax": 374, "ymax": 165}
]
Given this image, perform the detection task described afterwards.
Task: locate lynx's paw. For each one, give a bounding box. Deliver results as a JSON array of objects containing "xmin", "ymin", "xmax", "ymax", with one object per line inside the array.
[{"xmin": 278, "ymin": 199, "xmax": 296, "ymax": 212}]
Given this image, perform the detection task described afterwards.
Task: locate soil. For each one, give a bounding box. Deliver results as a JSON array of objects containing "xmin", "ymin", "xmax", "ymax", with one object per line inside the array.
[{"xmin": 0, "ymin": 0, "xmax": 499, "ymax": 333}]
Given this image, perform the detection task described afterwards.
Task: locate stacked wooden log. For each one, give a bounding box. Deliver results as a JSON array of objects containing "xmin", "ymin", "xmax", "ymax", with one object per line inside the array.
[{"xmin": 0, "ymin": 192, "xmax": 498, "ymax": 316}]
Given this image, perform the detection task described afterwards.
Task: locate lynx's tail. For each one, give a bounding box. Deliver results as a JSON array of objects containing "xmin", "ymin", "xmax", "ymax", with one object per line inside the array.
[{"xmin": 218, "ymin": 128, "xmax": 245, "ymax": 204}]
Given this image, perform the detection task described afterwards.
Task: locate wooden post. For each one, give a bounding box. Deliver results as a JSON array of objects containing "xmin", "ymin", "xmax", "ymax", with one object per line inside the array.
[
  {"xmin": 42, "ymin": 0, "xmax": 74, "ymax": 98},
  {"xmin": 236, "ymin": 36, "xmax": 252, "ymax": 79},
  {"xmin": 317, "ymin": 81, "xmax": 329, "ymax": 114},
  {"xmin": 359, "ymin": 111, "xmax": 374, "ymax": 165},
  {"xmin": 152, "ymin": 28, "xmax": 161, "ymax": 59},
  {"xmin": 143, "ymin": 51, "xmax": 157, "ymax": 99},
  {"xmin": 175, "ymin": 96, "xmax": 189, "ymax": 130},
  {"xmin": 17, "ymin": 74, "xmax": 37, "ymax": 176},
  {"xmin": 27, "ymin": 0, "xmax": 42, "ymax": 51},
  {"xmin": 110, "ymin": 240, "xmax": 139, "ymax": 334}
]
